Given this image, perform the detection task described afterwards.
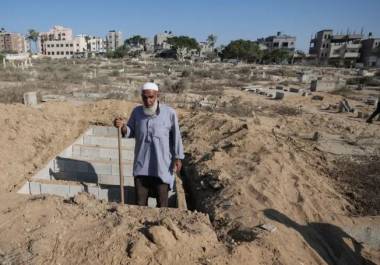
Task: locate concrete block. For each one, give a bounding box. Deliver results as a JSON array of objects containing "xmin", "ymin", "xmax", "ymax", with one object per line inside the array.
[
  {"xmin": 23, "ymin": 92, "xmax": 38, "ymax": 106},
  {"xmin": 40, "ymin": 183, "xmax": 69, "ymax": 197},
  {"xmin": 17, "ymin": 182, "xmax": 30, "ymax": 194},
  {"xmin": 98, "ymin": 175, "xmax": 134, "ymax": 186},
  {"xmin": 268, "ymin": 91, "xmax": 285, "ymax": 100},
  {"xmin": 54, "ymin": 159, "xmax": 90, "ymax": 173},
  {"xmin": 92, "ymin": 126, "xmax": 118, "ymax": 137},
  {"xmin": 68, "ymin": 185, "xmax": 84, "ymax": 197},
  {"xmin": 148, "ymin": 198, "xmax": 157, "ymax": 208},
  {"xmin": 83, "ymin": 135, "xmax": 135, "ymax": 149},
  {"xmin": 29, "ymin": 181, "xmax": 41, "ymax": 195},
  {"xmin": 88, "ymin": 185, "xmax": 100, "ymax": 198},
  {"xmin": 111, "ymin": 163, "xmax": 133, "ymax": 176},
  {"xmin": 98, "ymin": 189, "xmax": 109, "ymax": 201}
]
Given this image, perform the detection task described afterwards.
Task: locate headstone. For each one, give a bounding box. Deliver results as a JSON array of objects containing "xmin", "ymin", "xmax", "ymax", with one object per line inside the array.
[
  {"xmin": 289, "ymin": 87, "xmax": 299, "ymax": 93},
  {"xmin": 310, "ymin": 80, "xmax": 318, "ymax": 92},
  {"xmin": 268, "ymin": 91, "xmax": 284, "ymax": 100},
  {"xmin": 23, "ymin": 92, "xmax": 38, "ymax": 106}
]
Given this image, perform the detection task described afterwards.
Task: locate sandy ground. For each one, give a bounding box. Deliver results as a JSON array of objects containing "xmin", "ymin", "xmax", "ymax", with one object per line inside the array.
[{"xmin": 0, "ymin": 91, "xmax": 379, "ymax": 264}]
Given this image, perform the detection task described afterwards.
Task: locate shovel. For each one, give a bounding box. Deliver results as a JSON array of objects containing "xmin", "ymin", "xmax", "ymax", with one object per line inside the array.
[{"xmin": 117, "ymin": 126, "xmax": 125, "ymax": 204}]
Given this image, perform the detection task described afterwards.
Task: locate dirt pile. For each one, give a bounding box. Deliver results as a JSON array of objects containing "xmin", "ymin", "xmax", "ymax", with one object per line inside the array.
[
  {"xmin": 0, "ymin": 193, "xmax": 224, "ymax": 265},
  {"xmin": 0, "ymin": 98, "xmax": 379, "ymax": 265}
]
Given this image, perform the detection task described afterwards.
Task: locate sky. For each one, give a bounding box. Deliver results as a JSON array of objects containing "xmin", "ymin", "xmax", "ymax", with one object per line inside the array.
[{"xmin": 1, "ymin": 0, "xmax": 380, "ymax": 51}]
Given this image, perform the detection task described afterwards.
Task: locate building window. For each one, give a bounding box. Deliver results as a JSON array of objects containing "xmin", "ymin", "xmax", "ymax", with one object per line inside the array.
[
  {"xmin": 76, "ymin": 44, "xmax": 79, "ymax": 46},
  {"xmin": 52, "ymin": 52, "xmax": 54, "ymax": 55},
  {"xmin": 48, "ymin": 52, "xmax": 51, "ymax": 55},
  {"xmin": 61, "ymin": 44, "xmax": 64, "ymax": 47},
  {"xmin": 66, "ymin": 51, "xmax": 69, "ymax": 55},
  {"xmin": 61, "ymin": 51, "xmax": 64, "ymax": 55},
  {"xmin": 70, "ymin": 44, "xmax": 73, "ymax": 47},
  {"xmin": 273, "ymin": 42, "xmax": 279, "ymax": 47},
  {"xmin": 47, "ymin": 44, "xmax": 50, "ymax": 48},
  {"xmin": 66, "ymin": 44, "xmax": 69, "ymax": 47},
  {"xmin": 70, "ymin": 51, "xmax": 73, "ymax": 54}
]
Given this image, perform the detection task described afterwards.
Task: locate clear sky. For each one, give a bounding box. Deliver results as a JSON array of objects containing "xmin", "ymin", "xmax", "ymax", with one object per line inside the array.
[{"xmin": 1, "ymin": 0, "xmax": 379, "ymax": 51}]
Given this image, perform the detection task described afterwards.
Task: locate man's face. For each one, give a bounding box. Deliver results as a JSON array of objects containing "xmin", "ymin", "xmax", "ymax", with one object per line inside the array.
[{"xmin": 141, "ymin": 90, "xmax": 158, "ymax": 108}]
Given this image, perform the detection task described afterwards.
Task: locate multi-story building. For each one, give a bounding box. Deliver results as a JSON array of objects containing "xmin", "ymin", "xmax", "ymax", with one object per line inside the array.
[
  {"xmin": 309, "ymin": 29, "xmax": 362, "ymax": 66},
  {"xmin": 38, "ymin": 26, "xmax": 91, "ymax": 58},
  {"xmin": 106, "ymin": 30, "xmax": 123, "ymax": 51},
  {"xmin": 41, "ymin": 35, "xmax": 87, "ymax": 59},
  {"xmin": 38, "ymin": 25, "xmax": 73, "ymax": 54},
  {"xmin": 86, "ymin": 36, "xmax": 106, "ymax": 54},
  {"xmin": 0, "ymin": 32, "xmax": 29, "ymax": 53},
  {"xmin": 258, "ymin": 32, "xmax": 296, "ymax": 52},
  {"xmin": 360, "ymin": 33, "xmax": 380, "ymax": 67},
  {"xmin": 154, "ymin": 31, "xmax": 173, "ymax": 51}
]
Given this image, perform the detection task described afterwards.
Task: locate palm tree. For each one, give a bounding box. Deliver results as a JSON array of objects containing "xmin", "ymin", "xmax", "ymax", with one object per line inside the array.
[
  {"xmin": 27, "ymin": 29, "xmax": 39, "ymax": 54},
  {"xmin": 0, "ymin": 27, "xmax": 5, "ymax": 33}
]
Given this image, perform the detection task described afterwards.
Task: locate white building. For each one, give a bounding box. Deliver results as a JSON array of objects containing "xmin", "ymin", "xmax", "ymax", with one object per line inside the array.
[
  {"xmin": 106, "ymin": 30, "xmax": 123, "ymax": 51},
  {"xmin": 38, "ymin": 25, "xmax": 73, "ymax": 54},
  {"xmin": 42, "ymin": 35, "xmax": 87, "ymax": 59},
  {"xmin": 87, "ymin": 36, "xmax": 105, "ymax": 54}
]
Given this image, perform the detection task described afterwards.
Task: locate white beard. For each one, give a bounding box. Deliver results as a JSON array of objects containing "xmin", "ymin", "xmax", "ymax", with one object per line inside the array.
[{"xmin": 143, "ymin": 100, "xmax": 158, "ymax": 116}]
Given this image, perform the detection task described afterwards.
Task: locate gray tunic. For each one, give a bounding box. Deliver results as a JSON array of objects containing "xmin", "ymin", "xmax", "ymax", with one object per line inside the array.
[{"xmin": 123, "ymin": 103, "xmax": 184, "ymax": 189}]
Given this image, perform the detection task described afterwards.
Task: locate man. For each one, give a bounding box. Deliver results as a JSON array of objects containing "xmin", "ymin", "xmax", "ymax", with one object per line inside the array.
[
  {"xmin": 114, "ymin": 82, "xmax": 184, "ymax": 207},
  {"xmin": 366, "ymin": 97, "xmax": 380, "ymax": 123}
]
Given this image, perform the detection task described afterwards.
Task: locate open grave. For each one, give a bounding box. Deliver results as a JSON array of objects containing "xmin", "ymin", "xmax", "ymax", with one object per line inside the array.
[{"xmin": 18, "ymin": 126, "xmax": 186, "ymax": 208}]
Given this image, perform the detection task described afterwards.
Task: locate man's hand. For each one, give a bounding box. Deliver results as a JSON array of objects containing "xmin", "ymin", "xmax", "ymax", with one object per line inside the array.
[
  {"xmin": 114, "ymin": 117, "xmax": 125, "ymax": 128},
  {"xmin": 173, "ymin": 159, "xmax": 182, "ymax": 174}
]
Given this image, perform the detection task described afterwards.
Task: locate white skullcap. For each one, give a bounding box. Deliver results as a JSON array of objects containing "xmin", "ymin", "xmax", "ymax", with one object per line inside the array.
[{"xmin": 141, "ymin": 82, "xmax": 159, "ymax": 92}]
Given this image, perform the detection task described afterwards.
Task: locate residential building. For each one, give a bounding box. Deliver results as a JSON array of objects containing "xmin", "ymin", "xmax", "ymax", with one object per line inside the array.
[
  {"xmin": 0, "ymin": 32, "xmax": 29, "ymax": 53},
  {"xmin": 309, "ymin": 29, "xmax": 362, "ymax": 67},
  {"xmin": 154, "ymin": 31, "xmax": 173, "ymax": 51},
  {"xmin": 41, "ymin": 35, "xmax": 87, "ymax": 59},
  {"xmin": 106, "ymin": 30, "xmax": 123, "ymax": 51},
  {"xmin": 360, "ymin": 33, "xmax": 380, "ymax": 67},
  {"xmin": 38, "ymin": 25, "xmax": 73, "ymax": 54},
  {"xmin": 86, "ymin": 36, "xmax": 106, "ymax": 54},
  {"xmin": 258, "ymin": 32, "xmax": 296, "ymax": 52}
]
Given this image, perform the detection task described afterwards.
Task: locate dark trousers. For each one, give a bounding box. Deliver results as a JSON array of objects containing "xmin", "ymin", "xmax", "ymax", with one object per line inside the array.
[
  {"xmin": 367, "ymin": 101, "xmax": 380, "ymax": 122},
  {"xmin": 134, "ymin": 176, "xmax": 169, "ymax": 207}
]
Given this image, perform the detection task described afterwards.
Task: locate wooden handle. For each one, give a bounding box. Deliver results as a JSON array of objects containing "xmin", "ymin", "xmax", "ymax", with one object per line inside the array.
[{"xmin": 117, "ymin": 126, "xmax": 125, "ymax": 204}]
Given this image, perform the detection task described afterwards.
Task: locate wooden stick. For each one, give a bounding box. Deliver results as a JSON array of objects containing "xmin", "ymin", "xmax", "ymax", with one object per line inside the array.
[{"xmin": 117, "ymin": 126, "xmax": 125, "ymax": 204}]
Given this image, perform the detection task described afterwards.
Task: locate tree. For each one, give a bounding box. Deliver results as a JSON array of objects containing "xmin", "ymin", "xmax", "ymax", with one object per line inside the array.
[
  {"xmin": 262, "ymin": 48, "xmax": 291, "ymax": 64},
  {"xmin": 0, "ymin": 28, "xmax": 5, "ymax": 33},
  {"xmin": 26, "ymin": 29, "xmax": 39, "ymax": 53},
  {"xmin": 207, "ymin": 34, "xmax": 217, "ymax": 48},
  {"xmin": 166, "ymin": 36, "xmax": 200, "ymax": 61},
  {"xmin": 221, "ymin": 39, "xmax": 262, "ymax": 63},
  {"xmin": 107, "ymin": 46, "xmax": 129, "ymax": 58},
  {"xmin": 125, "ymin": 35, "xmax": 146, "ymax": 47}
]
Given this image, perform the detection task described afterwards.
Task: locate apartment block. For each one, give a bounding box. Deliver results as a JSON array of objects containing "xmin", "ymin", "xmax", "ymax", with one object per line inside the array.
[
  {"xmin": 360, "ymin": 33, "xmax": 380, "ymax": 67},
  {"xmin": 38, "ymin": 25, "xmax": 73, "ymax": 54},
  {"xmin": 309, "ymin": 29, "xmax": 362, "ymax": 67},
  {"xmin": 42, "ymin": 35, "xmax": 87, "ymax": 59},
  {"xmin": 106, "ymin": 30, "xmax": 123, "ymax": 51},
  {"xmin": 258, "ymin": 32, "xmax": 296, "ymax": 52},
  {"xmin": 87, "ymin": 36, "xmax": 106, "ymax": 54},
  {"xmin": 0, "ymin": 32, "xmax": 29, "ymax": 53}
]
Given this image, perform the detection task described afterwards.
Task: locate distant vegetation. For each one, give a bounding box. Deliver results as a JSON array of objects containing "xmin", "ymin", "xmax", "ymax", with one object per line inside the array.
[{"xmin": 220, "ymin": 39, "xmax": 262, "ymax": 63}]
